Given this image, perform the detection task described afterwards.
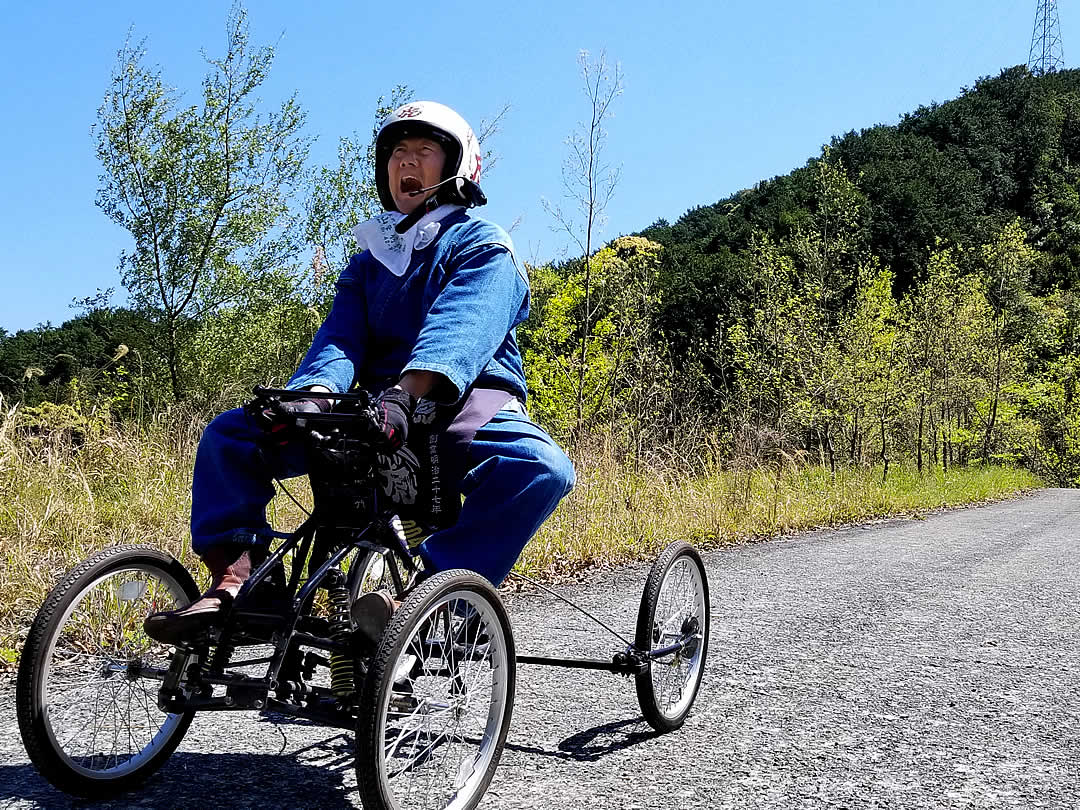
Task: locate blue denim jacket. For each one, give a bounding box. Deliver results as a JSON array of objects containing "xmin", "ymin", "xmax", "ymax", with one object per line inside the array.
[{"xmin": 289, "ymin": 210, "xmax": 529, "ymax": 403}]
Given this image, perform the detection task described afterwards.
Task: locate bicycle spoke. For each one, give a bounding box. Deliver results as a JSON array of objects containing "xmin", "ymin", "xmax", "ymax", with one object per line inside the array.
[
  {"xmin": 31, "ymin": 559, "xmax": 192, "ymax": 781},
  {"xmin": 372, "ymin": 582, "xmax": 510, "ymax": 810}
]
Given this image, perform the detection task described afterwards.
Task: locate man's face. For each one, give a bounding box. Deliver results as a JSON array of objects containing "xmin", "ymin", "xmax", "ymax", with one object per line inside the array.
[{"xmin": 388, "ymin": 136, "xmax": 447, "ymax": 214}]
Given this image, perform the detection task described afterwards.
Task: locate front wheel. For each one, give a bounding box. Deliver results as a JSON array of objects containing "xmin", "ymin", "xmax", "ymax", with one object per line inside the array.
[
  {"xmin": 16, "ymin": 545, "xmax": 200, "ymax": 798},
  {"xmin": 634, "ymin": 541, "xmax": 710, "ymax": 732},
  {"xmin": 356, "ymin": 569, "xmax": 516, "ymax": 810}
]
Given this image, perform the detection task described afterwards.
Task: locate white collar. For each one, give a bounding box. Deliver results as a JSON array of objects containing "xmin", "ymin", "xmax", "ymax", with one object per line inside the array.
[{"xmin": 351, "ymin": 204, "xmax": 464, "ymax": 276}]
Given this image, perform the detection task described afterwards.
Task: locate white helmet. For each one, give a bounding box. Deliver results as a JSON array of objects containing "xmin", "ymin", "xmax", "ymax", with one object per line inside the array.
[{"xmin": 375, "ymin": 101, "xmax": 486, "ymax": 212}]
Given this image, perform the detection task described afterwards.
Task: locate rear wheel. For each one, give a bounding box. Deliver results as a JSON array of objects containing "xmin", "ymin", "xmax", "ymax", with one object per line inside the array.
[
  {"xmin": 634, "ymin": 541, "xmax": 710, "ymax": 732},
  {"xmin": 356, "ymin": 569, "xmax": 515, "ymax": 810},
  {"xmin": 16, "ymin": 545, "xmax": 199, "ymax": 798}
]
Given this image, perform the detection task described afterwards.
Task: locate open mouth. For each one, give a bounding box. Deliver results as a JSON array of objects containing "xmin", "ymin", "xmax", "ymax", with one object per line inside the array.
[{"xmin": 400, "ymin": 176, "xmax": 423, "ymax": 195}]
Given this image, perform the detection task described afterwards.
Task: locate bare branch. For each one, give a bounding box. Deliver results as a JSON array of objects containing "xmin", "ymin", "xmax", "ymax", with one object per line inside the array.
[
  {"xmin": 563, "ymin": 50, "xmax": 623, "ymax": 435},
  {"xmin": 477, "ymin": 101, "xmax": 511, "ymax": 176},
  {"xmin": 505, "ymin": 213, "xmax": 525, "ymax": 234}
]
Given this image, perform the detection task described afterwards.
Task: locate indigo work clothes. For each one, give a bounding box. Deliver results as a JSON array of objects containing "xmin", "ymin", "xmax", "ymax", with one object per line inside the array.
[
  {"xmin": 190, "ymin": 406, "xmax": 574, "ymax": 585},
  {"xmin": 288, "ymin": 210, "xmax": 530, "ymax": 404},
  {"xmin": 190, "ymin": 210, "xmax": 574, "ymax": 584},
  {"xmin": 417, "ymin": 410, "xmax": 574, "ymax": 584}
]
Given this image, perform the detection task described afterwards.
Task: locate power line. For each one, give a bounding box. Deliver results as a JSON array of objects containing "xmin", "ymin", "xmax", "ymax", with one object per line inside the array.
[{"xmin": 1028, "ymin": 0, "xmax": 1065, "ymax": 74}]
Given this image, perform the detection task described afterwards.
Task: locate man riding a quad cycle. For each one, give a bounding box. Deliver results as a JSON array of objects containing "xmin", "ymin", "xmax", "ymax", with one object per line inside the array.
[{"xmin": 144, "ymin": 100, "xmax": 575, "ymax": 647}]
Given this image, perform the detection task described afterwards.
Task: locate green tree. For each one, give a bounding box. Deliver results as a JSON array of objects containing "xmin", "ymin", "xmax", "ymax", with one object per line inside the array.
[
  {"xmin": 788, "ymin": 151, "xmax": 869, "ymax": 469},
  {"xmin": 941, "ymin": 270, "xmax": 995, "ymax": 468},
  {"xmin": 978, "ymin": 220, "xmax": 1037, "ymax": 460},
  {"xmin": 0, "ymin": 309, "xmax": 162, "ymax": 410},
  {"xmin": 185, "ymin": 276, "xmax": 321, "ymax": 404},
  {"xmin": 94, "ymin": 5, "xmax": 310, "ymax": 400},
  {"xmin": 520, "ymin": 237, "xmax": 665, "ymax": 444},
  {"xmin": 1018, "ymin": 291, "xmax": 1080, "ymax": 482},
  {"xmin": 897, "ymin": 246, "xmax": 958, "ymax": 471},
  {"xmin": 845, "ymin": 265, "xmax": 899, "ymax": 481},
  {"xmin": 790, "ymin": 147, "xmax": 868, "ymax": 298},
  {"xmin": 727, "ymin": 233, "xmax": 804, "ymax": 447}
]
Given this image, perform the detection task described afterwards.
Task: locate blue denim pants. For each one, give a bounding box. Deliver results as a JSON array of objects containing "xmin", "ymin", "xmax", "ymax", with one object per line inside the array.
[{"xmin": 190, "ymin": 408, "xmax": 575, "ymax": 585}]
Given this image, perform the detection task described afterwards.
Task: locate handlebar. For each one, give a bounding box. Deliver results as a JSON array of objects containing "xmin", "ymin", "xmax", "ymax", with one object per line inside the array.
[
  {"xmin": 247, "ymin": 386, "xmax": 385, "ymax": 450},
  {"xmin": 251, "ymin": 385, "xmax": 373, "ymax": 406}
]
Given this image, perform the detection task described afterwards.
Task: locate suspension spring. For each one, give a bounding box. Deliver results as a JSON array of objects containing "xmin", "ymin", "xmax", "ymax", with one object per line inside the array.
[{"xmin": 326, "ymin": 572, "xmax": 355, "ymax": 698}]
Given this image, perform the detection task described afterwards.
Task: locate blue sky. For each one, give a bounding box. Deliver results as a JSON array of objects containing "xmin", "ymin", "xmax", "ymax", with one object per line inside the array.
[{"xmin": 0, "ymin": 0, "xmax": 1062, "ymax": 333}]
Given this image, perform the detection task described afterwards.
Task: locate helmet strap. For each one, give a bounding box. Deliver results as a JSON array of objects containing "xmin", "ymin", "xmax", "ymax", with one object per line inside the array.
[{"xmin": 394, "ymin": 193, "xmax": 444, "ymax": 234}]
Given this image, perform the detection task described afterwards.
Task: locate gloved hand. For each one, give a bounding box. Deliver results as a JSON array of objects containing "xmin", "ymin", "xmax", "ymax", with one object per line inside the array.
[
  {"xmin": 275, "ymin": 396, "xmax": 332, "ymax": 417},
  {"xmin": 268, "ymin": 396, "xmax": 332, "ymax": 444},
  {"xmin": 247, "ymin": 394, "xmax": 331, "ymax": 439},
  {"xmin": 372, "ymin": 387, "xmax": 417, "ymax": 451}
]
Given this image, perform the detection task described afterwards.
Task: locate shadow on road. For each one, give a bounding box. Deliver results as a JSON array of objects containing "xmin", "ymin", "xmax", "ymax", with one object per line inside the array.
[
  {"xmin": 0, "ymin": 744, "xmax": 357, "ymax": 809},
  {"xmin": 505, "ymin": 717, "xmax": 659, "ymax": 763}
]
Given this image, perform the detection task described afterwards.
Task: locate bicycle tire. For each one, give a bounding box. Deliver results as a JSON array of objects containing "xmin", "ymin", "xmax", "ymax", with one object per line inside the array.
[
  {"xmin": 356, "ymin": 569, "xmax": 515, "ymax": 810},
  {"xmin": 634, "ymin": 541, "xmax": 710, "ymax": 732},
  {"xmin": 16, "ymin": 544, "xmax": 200, "ymax": 798}
]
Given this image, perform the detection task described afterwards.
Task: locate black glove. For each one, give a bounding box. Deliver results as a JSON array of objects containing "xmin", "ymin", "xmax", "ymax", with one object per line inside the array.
[
  {"xmin": 249, "ymin": 394, "xmax": 331, "ymax": 441},
  {"xmin": 270, "ymin": 396, "xmax": 332, "ymax": 444},
  {"xmin": 276, "ymin": 396, "xmax": 332, "ymax": 417},
  {"xmin": 373, "ymin": 387, "xmax": 416, "ymax": 451}
]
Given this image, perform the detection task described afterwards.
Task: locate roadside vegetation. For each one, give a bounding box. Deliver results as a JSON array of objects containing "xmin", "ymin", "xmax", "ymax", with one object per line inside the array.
[{"xmin": 0, "ymin": 403, "xmax": 1040, "ymax": 666}]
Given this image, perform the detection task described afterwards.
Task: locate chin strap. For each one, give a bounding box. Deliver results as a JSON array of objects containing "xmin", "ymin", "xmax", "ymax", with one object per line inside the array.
[
  {"xmin": 395, "ymin": 194, "xmax": 442, "ymax": 234},
  {"xmin": 394, "ymin": 175, "xmax": 487, "ymax": 233}
]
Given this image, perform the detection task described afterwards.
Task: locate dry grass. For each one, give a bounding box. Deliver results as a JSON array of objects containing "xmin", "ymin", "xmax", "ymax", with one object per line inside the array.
[
  {"xmin": 0, "ymin": 403, "xmax": 308, "ymax": 664},
  {"xmin": 0, "ymin": 404, "xmax": 198, "ymax": 662},
  {"xmin": 521, "ymin": 441, "xmax": 1043, "ymax": 577},
  {"xmin": 0, "ymin": 405, "xmax": 1042, "ymax": 664}
]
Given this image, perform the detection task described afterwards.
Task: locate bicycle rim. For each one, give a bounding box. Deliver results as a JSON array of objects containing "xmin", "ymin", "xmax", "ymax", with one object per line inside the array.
[
  {"xmin": 375, "ymin": 589, "xmax": 512, "ymax": 810},
  {"xmin": 38, "ymin": 565, "xmax": 190, "ymax": 780},
  {"xmin": 647, "ymin": 554, "xmax": 708, "ymax": 721}
]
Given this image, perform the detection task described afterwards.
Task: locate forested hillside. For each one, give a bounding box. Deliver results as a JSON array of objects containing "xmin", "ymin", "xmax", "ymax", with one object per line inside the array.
[
  {"xmin": 3, "ymin": 65, "xmax": 1080, "ymax": 484},
  {"xmin": 618, "ymin": 65, "xmax": 1080, "ymax": 484}
]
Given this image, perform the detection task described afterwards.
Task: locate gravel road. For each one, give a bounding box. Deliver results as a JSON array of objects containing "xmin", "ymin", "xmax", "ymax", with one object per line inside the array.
[{"xmin": 2, "ymin": 488, "xmax": 1078, "ymax": 809}]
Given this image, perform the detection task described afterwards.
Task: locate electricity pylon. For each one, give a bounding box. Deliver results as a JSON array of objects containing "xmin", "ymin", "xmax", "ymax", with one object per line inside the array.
[{"xmin": 1028, "ymin": 0, "xmax": 1064, "ymax": 74}]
